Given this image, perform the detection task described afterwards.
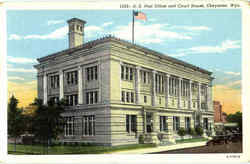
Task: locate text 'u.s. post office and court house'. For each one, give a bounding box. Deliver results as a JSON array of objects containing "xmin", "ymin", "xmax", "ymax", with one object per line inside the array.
[{"xmin": 34, "ymin": 18, "xmax": 214, "ymax": 146}]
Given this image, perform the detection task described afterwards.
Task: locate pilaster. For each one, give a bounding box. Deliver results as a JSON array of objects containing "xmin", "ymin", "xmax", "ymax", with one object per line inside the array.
[
  {"xmin": 165, "ymin": 74, "xmax": 170, "ymax": 108},
  {"xmin": 59, "ymin": 70, "xmax": 64, "ymax": 100},
  {"xmin": 178, "ymin": 77, "xmax": 182, "ymax": 109},
  {"xmin": 189, "ymin": 80, "xmax": 192, "ymax": 110},
  {"xmin": 78, "ymin": 66, "xmax": 83, "ymax": 104},
  {"xmin": 135, "ymin": 66, "xmax": 141, "ymax": 104},
  {"xmin": 152, "ymin": 70, "xmax": 157, "ymax": 106},
  {"xmin": 43, "ymin": 73, "xmax": 48, "ymax": 104}
]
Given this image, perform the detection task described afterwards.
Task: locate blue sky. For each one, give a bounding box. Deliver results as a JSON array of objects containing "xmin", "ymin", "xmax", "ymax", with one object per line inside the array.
[{"xmin": 7, "ymin": 9, "xmax": 242, "ymax": 112}]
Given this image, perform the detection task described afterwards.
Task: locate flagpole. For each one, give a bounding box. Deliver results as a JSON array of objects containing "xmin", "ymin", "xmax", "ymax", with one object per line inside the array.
[{"xmin": 132, "ymin": 10, "xmax": 134, "ymax": 44}]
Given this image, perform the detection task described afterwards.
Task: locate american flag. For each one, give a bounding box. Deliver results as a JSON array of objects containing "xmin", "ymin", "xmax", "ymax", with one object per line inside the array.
[{"xmin": 134, "ymin": 11, "xmax": 147, "ymax": 21}]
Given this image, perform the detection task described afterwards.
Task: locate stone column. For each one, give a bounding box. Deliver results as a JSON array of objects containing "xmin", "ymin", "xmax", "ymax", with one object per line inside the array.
[
  {"xmin": 135, "ymin": 66, "xmax": 141, "ymax": 104},
  {"xmin": 209, "ymin": 81, "xmax": 213, "ymax": 112},
  {"xmin": 152, "ymin": 70, "xmax": 157, "ymax": 106},
  {"xmin": 178, "ymin": 77, "xmax": 182, "ymax": 109},
  {"xmin": 165, "ymin": 74, "xmax": 170, "ymax": 108},
  {"xmin": 78, "ymin": 66, "xmax": 83, "ymax": 104},
  {"xmin": 198, "ymin": 82, "xmax": 201, "ymax": 111},
  {"xmin": 59, "ymin": 70, "xmax": 64, "ymax": 100},
  {"xmin": 144, "ymin": 110, "xmax": 147, "ymax": 133},
  {"xmin": 43, "ymin": 73, "xmax": 47, "ymax": 104},
  {"xmin": 189, "ymin": 80, "xmax": 192, "ymax": 110}
]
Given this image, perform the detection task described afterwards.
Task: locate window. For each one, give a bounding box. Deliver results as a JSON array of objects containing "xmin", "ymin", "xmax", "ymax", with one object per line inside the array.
[
  {"xmin": 130, "ymin": 68, "xmax": 133, "ymax": 80},
  {"xmin": 144, "ymin": 96, "xmax": 147, "ymax": 103},
  {"xmin": 185, "ymin": 117, "xmax": 190, "ymax": 130},
  {"xmin": 86, "ymin": 66, "xmax": 98, "ymax": 81},
  {"xmin": 169, "ymin": 76, "xmax": 178, "ymax": 97},
  {"xmin": 121, "ymin": 66, "xmax": 124, "ymax": 79},
  {"xmin": 181, "ymin": 80, "xmax": 189, "ymax": 97},
  {"xmin": 173, "ymin": 116, "xmax": 180, "ymax": 131},
  {"xmin": 155, "ymin": 74, "xmax": 164, "ymax": 93},
  {"xmin": 143, "ymin": 71, "xmax": 147, "ymax": 83},
  {"xmin": 159, "ymin": 97, "xmax": 161, "ymax": 105},
  {"xmin": 126, "ymin": 92, "xmax": 130, "ymax": 103},
  {"xmin": 203, "ymin": 118, "xmax": 208, "ymax": 130},
  {"xmin": 65, "ymin": 94, "xmax": 78, "ymax": 106},
  {"xmin": 121, "ymin": 65, "xmax": 134, "ymax": 81},
  {"xmin": 131, "ymin": 92, "xmax": 134, "ymax": 103},
  {"xmin": 82, "ymin": 115, "xmax": 95, "ymax": 136},
  {"xmin": 160, "ymin": 116, "xmax": 168, "ymax": 131},
  {"xmin": 50, "ymin": 97, "xmax": 59, "ymax": 103},
  {"xmin": 64, "ymin": 116, "xmax": 74, "ymax": 136},
  {"xmin": 86, "ymin": 91, "xmax": 98, "ymax": 104},
  {"xmin": 50, "ymin": 75, "xmax": 59, "ymax": 89},
  {"xmin": 126, "ymin": 115, "xmax": 137, "ymax": 133},
  {"xmin": 66, "ymin": 71, "xmax": 78, "ymax": 85},
  {"xmin": 193, "ymin": 102, "xmax": 196, "ymax": 108},
  {"xmin": 121, "ymin": 91, "xmax": 135, "ymax": 103},
  {"xmin": 121, "ymin": 91, "xmax": 125, "ymax": 102}
]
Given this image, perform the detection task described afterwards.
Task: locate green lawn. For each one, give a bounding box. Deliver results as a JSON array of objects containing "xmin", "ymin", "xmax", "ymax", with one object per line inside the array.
[
  {"xmin": 8, "ymin": 143, "xmax": 156, "ymax": 155},
  {"xmin": 176, "ymin": 137, "xmax": 208, "ymax": 144}
]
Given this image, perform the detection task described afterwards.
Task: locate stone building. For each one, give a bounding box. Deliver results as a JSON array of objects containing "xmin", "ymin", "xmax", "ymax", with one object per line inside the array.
[{"xmin": 34, "ymin": 18, "xmax": 214, "ymax": 146}]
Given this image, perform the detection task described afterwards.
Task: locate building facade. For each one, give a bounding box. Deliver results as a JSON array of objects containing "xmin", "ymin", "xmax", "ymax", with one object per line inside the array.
[{"xmin": 34, "ymin": 18, "xmax": 215, "ymax": 146}]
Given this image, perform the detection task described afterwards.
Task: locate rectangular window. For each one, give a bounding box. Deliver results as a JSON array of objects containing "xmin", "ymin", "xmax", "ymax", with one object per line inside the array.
[
  {"xmin": 121, "ymin": 91, "xmax": 125, "ymax": 102},
  {"xmin": 86, "ymin": 91, "xmax": 98, "ymax": 105},
  {"xmin": 121, "ymin": 65, "xmax": 124, "ymax": 79},
  {"xmin": 159, "ymin": 97, "xmax": 161, "ymax": 105},
  {"xmin": 50, "ymin": 75, "xmax": 60, "ymax": 89},
  {"xmin": 94, "ymin": 91, "xmax": 98, "ymax": 103},
  {"xmin": 126, "ymin": 115, "xmax": 137, "ymax": 133},
  {"xmin": 130, "ymin": 68, "xmax": 133, "ymax": 80},
  {"xmin": 185, "ymin": 117, "xmax": 190, "ymax": 130},
  {"xmin": 86, "ymin": 66, "xmax": 98, "ymax": 81},
  {"xmin": 65, "ymin": 94, "xmax": 78, "ymax": 106},
  {"xmin": 160, "ymin": 116, "xmax": 168, "ymax": 131},
  {"xmin": 125, "ymin": 67, "xmax": 129, "ymax": 80},
  {"xmin": 82, "ymin": 115, "xmax": 95, "ymax": 136},
  {"xmin": 144, "ymin": 96, "xmax": 147, "ymax": 103},
  {"xmin": 64, "ymin": 116, "xmax": 74, "ymax": 136},
  {"xmin": 94, "ymin": 66, "xmax": 98, "ymax": 80},
  {"xmin": 66, "ymin": 71, "xmax": 78, "ymax": 85},
  {"xmin": 203, "ymin": 118, "xmax": 208, "ymax": 130},
  {"xmin": 131, "ymin": 92, "xmax": 134, "ymax": 103},
  {"xmin": 126, "ymin": 92, "xmax": 130, "ymax": 103},
  {"xmin": 143, "ymin": 71, "xmax": 146, "ymax": 83},
  {"xmin": 173, "ymin": 116, "xmax": 180, "ymax": 131}
]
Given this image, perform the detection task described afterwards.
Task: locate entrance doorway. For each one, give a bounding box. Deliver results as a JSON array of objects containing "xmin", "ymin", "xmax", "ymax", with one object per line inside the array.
[{"xmin": 146, "ymin": 112, "xmax": 153, "ymax": 133}]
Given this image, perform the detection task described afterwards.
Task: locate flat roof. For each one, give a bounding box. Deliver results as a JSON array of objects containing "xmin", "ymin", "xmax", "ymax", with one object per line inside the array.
[{"xmin": 36, "ymin": 35, "xmax": 212, "ymax": 76}]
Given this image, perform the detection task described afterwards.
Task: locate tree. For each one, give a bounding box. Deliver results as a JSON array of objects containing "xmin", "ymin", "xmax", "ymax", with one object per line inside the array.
[
  {"xmin": 8, "ymin": 95, "xmax": 24, "ymax": 152},
  {"xmin": 32, "ymin": 98, "xmax": 65, "ymax": 154},
  {"xmin": 226, "ymin": 111, "xmax": 242, "ymax": 132}
]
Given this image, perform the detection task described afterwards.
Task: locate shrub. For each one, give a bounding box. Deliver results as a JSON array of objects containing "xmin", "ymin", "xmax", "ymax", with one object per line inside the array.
[
  {"xmin": 195, "ymin": 126, "xmax": 204, "ymax": 136},
  {"xmin": 139, "ymin": 134, "xmax": 145, "ymax": 144},
  {"xmin": 187, "ymin": 128, "xmax": 196, "ymax": 136},
  {"xmin": 206, "ymin": 130, "xmax": 212, "ymax": 137},
  {"xmin": 177, "ymin": 128, "xmax": 186, "ymax": 137}
]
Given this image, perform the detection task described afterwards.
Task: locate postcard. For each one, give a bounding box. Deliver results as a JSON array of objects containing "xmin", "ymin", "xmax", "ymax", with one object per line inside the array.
[{"xmin": 0, "ymin": 0, "xmax": 249, "ymax": 163}]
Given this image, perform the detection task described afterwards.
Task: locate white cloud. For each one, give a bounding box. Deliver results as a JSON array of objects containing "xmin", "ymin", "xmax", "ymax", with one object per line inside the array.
[
  {"xmin": 8, "ymin": 34, "xmax": 22, "ymax": 40},
  {"xmin": 85, "ymin": 25, "xmax": 104, "ymax": 38},
  {"xmin": 47, "ymin": 20, "xmax": 64, "ymax": 26},
  {"xmin": 111, "ymin": 22, "xmax": 192, "ymax": 44},
  {"xmin": 8, "ymin": 67, "xmax": 37, "ymax": 73},
  {"xmin": 7, "ymin": 64, "xmax": 36, "ymax": 73},
  {"xmin": 170, "ymin": 25, "xmax": 212, "ymax": 31},
  {"xmin": 24, "ymin": 26, "xmax": 68, "ymax": 40},
  {"xmin": 102, "ymin": 22, "xmax": 113, "ymax": 27},
  {"xmin": 173, "ymin": 40, "xmax": 241, "ymax": 57},
  {"xmin": 224, "ymin": 71, "xmax": 241, "ymax": 76},
  {"xmin": 8, "ymin": 76, "xmax": 25, "ymax": 81},
  {"xmin": 7, "ymin": 56, "xmax": 37, "ymax": 64}
]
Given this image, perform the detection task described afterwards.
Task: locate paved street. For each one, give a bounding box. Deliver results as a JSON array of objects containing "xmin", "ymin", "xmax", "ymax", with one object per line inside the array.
[{"xmin": 154, "ymin": 141, "xmax": 242, "ymax": 154}]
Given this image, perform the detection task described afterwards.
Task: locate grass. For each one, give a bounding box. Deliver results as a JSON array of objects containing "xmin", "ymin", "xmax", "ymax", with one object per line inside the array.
[
  {"xmin": 176, "ymin": 137, "xmax": 208, "ymax": 144},
  {"xmin": 8, "ymin": 143, "xmax": 156, "ymax": 155}
]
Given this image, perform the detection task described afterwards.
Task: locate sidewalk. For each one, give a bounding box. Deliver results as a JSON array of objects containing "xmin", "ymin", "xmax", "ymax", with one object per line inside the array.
[{"xmin": 110, "ymin": 141, "xmax": 207, "ymax": 154}]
